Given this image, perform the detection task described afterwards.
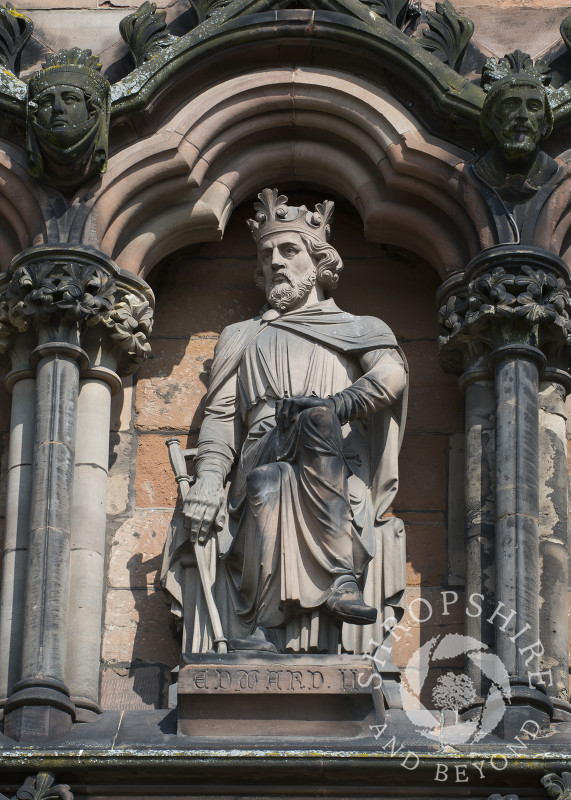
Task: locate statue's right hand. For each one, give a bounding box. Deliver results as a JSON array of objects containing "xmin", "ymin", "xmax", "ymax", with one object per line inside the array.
[{"xmin": 183, "ymin": 473, "xmax": 225, "ymax": 545}]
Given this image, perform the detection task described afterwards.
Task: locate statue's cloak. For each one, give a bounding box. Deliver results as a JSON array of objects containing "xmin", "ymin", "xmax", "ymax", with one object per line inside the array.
[{"xmin": 161, "ymin": 300, "xmax": 408, "ymax": 656}]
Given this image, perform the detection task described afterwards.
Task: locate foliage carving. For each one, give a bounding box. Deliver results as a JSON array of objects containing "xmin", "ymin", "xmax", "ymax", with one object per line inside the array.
[
  {"xmin": 438, "ymin": 265, "xmax": 571, "ymax": 348},
  {"xmin": 0, "ymin": 259, "xmax": 153, "ymax": 372},
  {"xmin": 0, "ymin": 773, "xmax": 73, "ymax": 800},
  {"xmin": 420, "ymin": 0, "xmax": 474, "ymax": 72},
  {"xmin": 6, "ymin": 260, "xmax": 116, "ymax": 331},
  {"xmin": 361, "ymin": 0, "xmax": 420, "ymax": 32},
  {"xmin": 0, "ymin": 3, "xmax": 32, "ymax": 75},
  {"xmin": 120, "ymin": 1, "xmax": 178, "ymax": 68},
  {"xmin": 100, "ymin": 290, "xmax": 154, "ymax": 373},
  {"xmin": 542, "ymin": 773, "xmax": 571, "ymax": 800}
]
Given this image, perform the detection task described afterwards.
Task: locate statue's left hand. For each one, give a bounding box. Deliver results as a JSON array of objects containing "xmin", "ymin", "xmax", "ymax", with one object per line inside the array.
[{"xmin": 276, "ymin": 395, "xmax": 335, "ymax": 429}]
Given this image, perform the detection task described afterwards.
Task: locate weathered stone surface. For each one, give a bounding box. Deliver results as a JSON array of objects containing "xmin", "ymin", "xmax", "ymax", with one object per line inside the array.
[
  {"xmin": 107, "ymin": 430, "xmax": 136, "ymax": 516},
  {"xmin": 108, "ymin": 510, "xmax": 172, "ymax": 589},
  {"xmin": 333, "ymin": 257, "xmax": 440, "ymax": 340},
  {"xmin": 102, "ymin": 587, "xmax": 179, "ymax": 665},
  {"xmin": 150, "ymin": 258, "xmax": 261, "ymax": 339},
  {"xmin": 404, "ymin": 519, "xmax": 447, "ymax": 587},
  {"xmin": 405, "ymin": 341, "xmax": 463, "ymax": 433},
  {"xmin": 392, "ymin": 587, "xmax": 465, "ymax": 669},
  {"xmin": 100, "ymin": 664, "xmax": 167, "ymax": 711},
  {"xmin": 177, "ymin": 654, "xmax": 383, "ymax": 737},
  {"xmin": 395, "ymin": 434, "xmax": 447, "ymax": 511},
  {"xmin": 110, "ymin": 378, "xmax": 133, "ymax": 433},
  {"xmin": 135, "ymin": 432, "xmax": 194, "ymax": 508},
  {"xmin": 135, "ymin": 338, "xmax": 216, "ymax": 431}
]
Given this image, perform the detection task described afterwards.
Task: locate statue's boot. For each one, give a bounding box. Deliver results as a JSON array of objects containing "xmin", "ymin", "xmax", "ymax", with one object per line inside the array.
[
  {"xmin": 325, "ymin": 577, "xmax": 377, "ymax": 624},
  {"xmin": 229, "ymin": 626, "xmax": 279, "ymax": 652}
]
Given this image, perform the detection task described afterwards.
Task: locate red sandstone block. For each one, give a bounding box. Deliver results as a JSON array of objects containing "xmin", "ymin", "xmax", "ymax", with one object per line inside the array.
[
  {"xmin": 102, "ymin": 587, "xmax": 180, "ymax": 666},
  {"xmin": 403, "ymin": 520, "xmax": 447, "ymax": 587},
  {"xmin": 135, "ymin": 433, "xmax": 179, "ymax": 508},
  {"xmin": 108, "ymin": 510, "xmax": 174, "ymax": 589},
  {"xmin": 341, "ymin": 262, "xmax": 439, "ymax": 341},
  {"xmin": 135, "ymin": 431, "xmax": 198, "ymax": 508},
  {"xmin": 135, "ymin": 338, "xmax": 216, "ymax": 431},
  {"xmin": 150, "ymin": 257, "xmax": 261, "ymax": 338},
  {"xmin": 405, "ymin": 341, "xmax": 463, "ymax": 434},
  {"xmin": 395, "ymin": 434, "xmax": 447, "ymax": 512}
]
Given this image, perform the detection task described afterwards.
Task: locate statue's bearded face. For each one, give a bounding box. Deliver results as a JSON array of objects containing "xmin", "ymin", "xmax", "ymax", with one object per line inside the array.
[
  {"xmin": 258, "ymin": 232, "xmax": 317, "ymax": 311},
  {"xmin": 36, "ymin": 85, "xmax": 89, "ymax": 130},
  {"xmin": 489, "ymin": 85, "xmax": 546, "ymax": 161}
]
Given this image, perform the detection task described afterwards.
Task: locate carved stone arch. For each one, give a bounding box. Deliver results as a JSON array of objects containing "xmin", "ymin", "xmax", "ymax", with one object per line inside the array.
[
  {"xmin": 536, "ymin": 165, "xmax": 571, "ymax": 264},
  {"xmin": 0, "ymin": 144, "xmax": 47, "ymax": 270},
  {"xmin": 81, "ymin": 67, "xmax": 480, "ymax": 278}
]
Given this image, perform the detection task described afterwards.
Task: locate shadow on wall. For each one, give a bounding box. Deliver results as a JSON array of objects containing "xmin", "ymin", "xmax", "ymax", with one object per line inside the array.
[{"xmin": 126, "ymin": 552, "xmax": 172, "ymax": 708}]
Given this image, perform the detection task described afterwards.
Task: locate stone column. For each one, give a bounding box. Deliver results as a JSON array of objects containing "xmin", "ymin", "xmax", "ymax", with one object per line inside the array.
[
  {"xmin": 438, "ymin": 245, "xmax": 571, "ymax": 735},
  {"xmin": 0, "ymin": 357, "xmax": 35, "ymax": 705},
  {"xmin": 0, "ymin": 245, "xmax": 153, "ymax": 741}
]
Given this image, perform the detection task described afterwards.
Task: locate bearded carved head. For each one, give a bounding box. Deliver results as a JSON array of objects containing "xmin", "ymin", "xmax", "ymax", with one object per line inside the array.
[
  {"xmin": 480, "ymin": 50, "xmax": 553, "ymax": 165},
  {"xmin": 26, "ymin": 48, "xmax": 110, "ymax": 193},
  {"xmin": 248, "ymin": 189, "xmax": 344, "ymax": 311}
]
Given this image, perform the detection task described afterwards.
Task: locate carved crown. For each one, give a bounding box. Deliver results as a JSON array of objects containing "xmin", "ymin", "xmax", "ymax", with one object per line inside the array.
[
  {"xmin": 28, "ymin": 48, "xmax": 109, "ymax": 100},
  {"xmin": 247, "ymin": 188, "xmax": 334, "ymax": 245},
  {"xmin": 481, "ymin": 49, "xmax": 552, "ymax": 94}
]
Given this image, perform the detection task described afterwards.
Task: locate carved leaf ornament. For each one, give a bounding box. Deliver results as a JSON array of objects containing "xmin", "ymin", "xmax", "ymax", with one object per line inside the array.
[
  {"xmin": 119, "ymin": 1, "xmax": 178, "ymax": 67},
  {"xmin": 0, "ymin": 2, "xmax": 32, "ymax": 75},
  {"xmin": 542, "ymin": 772, "xmax": 571, "ymax": 800},
  {"xmin": 439, "ymin": 265, "xmax": 571, "ymax": 349},
  {"xmin": 0, "ymin": 773, "xmax": 74, "ymax": 800},
  {"xmin": 6, "ymin": 261, "xmax": 116, "ymax": 329},
  {"xmin": 360, "ymin": 0, "xmax": 420, "ymax": 32},
  {"xmin": 421, "ymin": 0, "xmax": 474, "ymax": 71},
  {"xmin": 101, "ymin": 291, "xmax": 153, "ymax": 370},
  {"xmin": 0, "ymin": 259, "xmax": 153, "ymax": 370}
]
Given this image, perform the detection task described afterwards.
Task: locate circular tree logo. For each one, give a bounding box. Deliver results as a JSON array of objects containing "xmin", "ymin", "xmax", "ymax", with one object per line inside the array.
[{"xmin": 402, "ymin": 633, "xmax": 511, "ymax": 744}]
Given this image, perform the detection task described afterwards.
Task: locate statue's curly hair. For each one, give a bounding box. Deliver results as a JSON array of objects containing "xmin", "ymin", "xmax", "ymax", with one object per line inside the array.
[{"xmin": 254, "ymin": 235, "xmax": 343, "ymax": 293}]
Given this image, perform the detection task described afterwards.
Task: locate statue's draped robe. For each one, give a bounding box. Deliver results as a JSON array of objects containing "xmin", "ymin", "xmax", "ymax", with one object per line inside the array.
[{"xmin": 162, "ymin": 299, "xmax": 408, "ymax": 655}]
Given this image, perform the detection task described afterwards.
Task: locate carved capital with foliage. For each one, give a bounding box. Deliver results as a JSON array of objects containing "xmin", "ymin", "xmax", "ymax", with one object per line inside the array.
[
  {"xmin": 437, "ymin": 245, "xmax": 571, "ymax": 378},
  {"xmin": 542, "ymin": 773, "xmax": 571, "ymax": 800},
  {"xmin": 0, "ymin": 245, "xmax": 153, "ymax": 376},
  {"xmin": 0, "ymin": 773, "xmax": 72, "ymax": 800}
]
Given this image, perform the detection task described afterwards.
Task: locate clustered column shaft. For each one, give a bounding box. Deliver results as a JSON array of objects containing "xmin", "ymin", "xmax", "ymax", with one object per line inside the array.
[
  {"xmin": 0, "ymin": 245, "xmax": 153, "ymax": 742},
  {"xmin": 438, "ymin": 244, "xmax": 571, "ymax": 734}
]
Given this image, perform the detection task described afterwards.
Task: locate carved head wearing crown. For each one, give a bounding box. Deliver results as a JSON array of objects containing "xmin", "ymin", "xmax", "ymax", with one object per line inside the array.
[
  {"xmin": 26, "ymin": 48, "xmax": 110, "ymax": 193},
  {"xmin": 247, "ymin": 189, "xmax": 344, "ymax": 312},
  {"xmin": 480, "ymin": 50, "xmax": 553, "ymax": 163}
]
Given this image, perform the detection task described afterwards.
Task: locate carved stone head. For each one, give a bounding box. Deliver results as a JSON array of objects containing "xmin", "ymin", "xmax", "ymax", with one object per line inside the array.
[
  {"xmin": 26, "ymin": 48, "xmax": 110, "ymax": 193},
  {"xmin": 248, "ymin": 189, "xmax": 344, "ymax": 311},
  {"xmin": 481, "ymin": 80, "xmax": 552, "ymax": 163},
  {"xmin": 480, "ymin": 50, "xmax": 553, "ymax": 165}
]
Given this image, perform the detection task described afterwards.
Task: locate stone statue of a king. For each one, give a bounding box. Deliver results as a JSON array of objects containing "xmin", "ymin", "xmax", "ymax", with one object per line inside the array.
[{"xmin": 162, "ymin": 189, "xmax": 408, "ymax": 659}]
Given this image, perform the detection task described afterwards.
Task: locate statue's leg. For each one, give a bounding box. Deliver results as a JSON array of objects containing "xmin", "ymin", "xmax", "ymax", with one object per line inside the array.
[
  {"xmin": 294, "ymin": 405, "xmax": 354, "ymax": 573},
  {"xmin": 226, "ymin": 462, "xmax": 285, "ymax": 651},
  {"xmin": 293, "ymin": 406, "xmax": 378, "ymax": 625}
]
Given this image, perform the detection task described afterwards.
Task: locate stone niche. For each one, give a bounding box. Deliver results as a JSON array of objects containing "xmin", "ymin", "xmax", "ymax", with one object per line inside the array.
[{"xmin": 101, "ymin": 192, "xmax": 464, "ymax": 714}]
